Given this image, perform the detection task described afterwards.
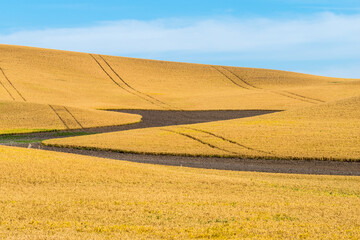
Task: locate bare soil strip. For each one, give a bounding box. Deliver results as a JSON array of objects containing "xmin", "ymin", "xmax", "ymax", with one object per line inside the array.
[
  {"xmin": 31, "ymin": 145, "xmax": 360, "ymax": 176},
  {"xmin": 2, "ymin": 109, "xmax": 358, "ymax": 176}
]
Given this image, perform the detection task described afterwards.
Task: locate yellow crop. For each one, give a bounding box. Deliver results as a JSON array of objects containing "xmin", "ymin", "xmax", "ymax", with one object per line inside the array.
[
  {"xmin": 0, "ymin": 146, "xmax": 359, "ymax": 239},
  {"xmin": 45, "ymin": 96, "xmax": 360, "ymax": 161},
  {"xmin": 0, "ymin": 101, "xmax": 141, "ymax": 134},
  {"xmin": 1, "ymin": 44, "xmax": 360, "ymax": 239},
  {"xmin": 1, "ymin": 44, "xmax": 359, "ymax": 111}
]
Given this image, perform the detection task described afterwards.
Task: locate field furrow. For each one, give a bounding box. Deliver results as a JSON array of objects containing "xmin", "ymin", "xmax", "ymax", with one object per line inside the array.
[
  {"xmin": 91, "ymin": 54, "xmax": 178, "ymax": 110},
  {"xmin": 182, "ymin": 127, "xmax": 271, "ymax": 155},
  {"xmin": 222, "ymin": 66, "xmax": 260, "ymax": 89},
  {"xmin": 0, "ymin": 77, "xmax": 15, "ymax": 101},
  {"xmin": 211, "ymin": 66, "xmax": 251, "ymax": 89},
  {"xmin": 48, "ymin": 105, "xmax": 70, "ymax": 129},
  {"xmin": 100, "ymin": 55, "xmax": 176, "ymax": 110},
  {"xmin": 63, "ymin": 107, "xmax": 84, "ymax": 129},
  {"xmin": 49, "ymin": 105, "xmax": 93, "ymax": 129},
  {"xmin": 271, "ymin": 90, "xmax": 318, "ymax": 104},
  {"xmin": 162, "ymin": 129, "xmax": 238, "ymax": 154},
  {"xmin": 0, "ymin": 67, "xmax": 26, "ymax": 101},
  {"xmin": 283, "ymin": 91, "xmax": 325, "ymax": 103}
]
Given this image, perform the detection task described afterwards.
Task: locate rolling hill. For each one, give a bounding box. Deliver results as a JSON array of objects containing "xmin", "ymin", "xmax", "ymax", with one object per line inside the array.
[
  {"xmin": 1, "ymin": 44, "xmax": 359, "ymax": 111},
  {"xmin": 47, "ymin": 95, "xmax": 360, "ymax": 160},
  {"xmin": 1, "ymin": 44, "xmax": 360, "ymax": 160},
  {"xmin": 1, "ymin": 44, "xmax": 359, "ymax": 239}
]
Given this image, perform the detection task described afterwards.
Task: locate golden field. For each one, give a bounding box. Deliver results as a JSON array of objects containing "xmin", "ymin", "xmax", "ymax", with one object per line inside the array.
[
  {"xmin": 0, "ymin": 146, "xmax": 359, "ymax": 239},
  {"xmin": 1, "ymin": 44, "xmax": 359, "ymax": 155},
  {"xmin": 0, "ymin": 101, "xmax": 141, "ymax": 135},
  {"xmin": 1, "ymin": 44, "xmax": 360, "ymax": 239},
  {"xmin": 1, "ymin": 44, "xmax": 359, "ymax": 111},
  {"xmin": 45, "ymin": 96, "xmax": 360, "ymax": 161}
]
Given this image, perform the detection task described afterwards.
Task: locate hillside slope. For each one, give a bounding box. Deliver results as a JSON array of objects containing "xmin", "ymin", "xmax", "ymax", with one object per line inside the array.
[
  {"xmin": 45, "ymin": 96, "xmax": 360, "ymax": 160},
  {"xmin": 1, "ymin": 44, "xmax": 359, "ymax": 110},
  {"xmin": 0, "ymin": 101, "xmax": 141, "ymax": 134}
]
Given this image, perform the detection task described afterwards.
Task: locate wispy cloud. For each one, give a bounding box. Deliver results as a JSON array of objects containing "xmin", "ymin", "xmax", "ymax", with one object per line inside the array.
[{"xmin": 1, "ymin": 13, "xmax": 360, "ymax": 77}]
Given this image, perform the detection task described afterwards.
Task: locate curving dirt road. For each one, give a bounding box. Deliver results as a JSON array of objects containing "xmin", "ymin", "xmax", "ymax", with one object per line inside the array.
[{"xmin": 2, "ymin": 109, "xmax": 359, "ymax": 176}]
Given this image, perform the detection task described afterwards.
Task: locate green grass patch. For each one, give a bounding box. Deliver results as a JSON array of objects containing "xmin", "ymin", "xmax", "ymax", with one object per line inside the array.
[
  {"xmin": 0, "ymin": 129, "xmax": 54, "ymax": 135},
  {"xmin": 53, "ymin": 132, "xmax": 91, "ymax": 137}
]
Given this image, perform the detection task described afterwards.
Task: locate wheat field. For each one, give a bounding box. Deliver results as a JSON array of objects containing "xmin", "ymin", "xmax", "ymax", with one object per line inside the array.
[
  {"xmin": 0, "ymin": 146, "xmax": 359, "ymax": 239},
  {"xmin": 0, "ymin": 101, "xmax": 141, "ymax": 135},
  {"xmin": 1, "ymin": 44, "xmax": 359, "ymax": 111},
  {"xmin": 1, "ymin": 44, "xmax": 360, "ymax": 239},
  {"xmin": 1, "ymin": 44, "xmax": 359, "ymax": 139},
  {"xmin": 45, "ymin": 96, "xmax": 360, "ymax": 161}
]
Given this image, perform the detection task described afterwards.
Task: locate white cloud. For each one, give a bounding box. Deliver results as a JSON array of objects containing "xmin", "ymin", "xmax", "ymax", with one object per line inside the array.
[{"xmin": 1, "ymin": 13, "xmax": 360, "ymax": 77}]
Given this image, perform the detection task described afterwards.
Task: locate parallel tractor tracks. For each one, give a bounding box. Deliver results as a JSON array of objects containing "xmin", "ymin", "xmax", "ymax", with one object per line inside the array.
[
  {"xmin": 212, "ymin": 66, "xmax": 257, "ymax": 90},
  {"xmin": 0, "ymin": 66, "xmax": 84, "ymax": 130},
  {"xmin": 162, "ymin": 126, "xmax": 272, "ymax": 156},
  {"xmin": 90, "ymin": 54, "xmax": 180, "ymax": 111},
  {"xmin": 211, "ymin": 65, "xmax": 325, "ymax": 105},
  {"xmin": 0, "ymin": 67, "xmax": 26, "ymax": 102},
  {"xmin": 49, "ymin": 105, "xmax": 84, "ymax": 130}
]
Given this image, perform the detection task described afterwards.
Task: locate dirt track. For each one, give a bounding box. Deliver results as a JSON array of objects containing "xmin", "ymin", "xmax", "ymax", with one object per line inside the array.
[{"xmin": 3, "ymin": 109, "xmax": 360, "ymax": 176}]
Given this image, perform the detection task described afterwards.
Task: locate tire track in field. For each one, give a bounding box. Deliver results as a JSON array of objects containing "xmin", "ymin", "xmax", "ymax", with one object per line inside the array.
[
  {"xmin": 90, "ymin": 54, "xmax": 180, "ymax": 111},
  {"xmin": 223, "ymin": 67, "xmax": 325, "ymax": 103},
  {"xmin": 99, "ymin": 55, "xmax": 180, "ymax": 110},
  {"xmin": 0, "ymin": 76, "xmax": 15, "ymax": 100},
  {"xmin": 89, "ymin": 54, "xmax": 162, "ymax": 107},
  {"xmin": 181, "ymin": 127, "xmax": 272, "ymax": 155},
  {"xmin": 272, "ymin": 91, "xmax": 318, "ymax": 104},
  {"xmin": 161, "ymin": 129, "xmax": 238, "ymax": 154},
  {"xmin": 90, "ymin": 54, "xmax": 167, "ymax": 109},
  {"xmin": 221, "ymin": 67, "xmax": 260, "ymax": 89},
  {"xmin": 0, "ymin": 67, "xmax": 26, "ymax": 101},
  {"xmin": 64, "ymin": 107, "xmax": 84, "ymax": 129},
  {"xmin": 49, "ymin": 105, "xmax": 70, "ymax": 129},
  {"xmin": 212, "ymin": 65, "xmax": 324, "ymax": 104},
  {"xmin": 211, "ymin": 66, "xmax": 250, "ymax": 89},
  {"xmin": 283, "ymin": 91, "xmax": 325, "ymax": 103}
]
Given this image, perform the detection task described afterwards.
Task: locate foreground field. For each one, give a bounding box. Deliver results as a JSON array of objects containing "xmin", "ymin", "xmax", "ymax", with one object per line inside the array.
[
  {"xmin": 45, "ymin": 96, "xmax": 360, "ymax": 161},
  {"xmin": 0, "ymin": 101, "xmax": 141, "ymax": 135},
  {"xmin": 0, "ymin": 146, "xmax": 359, "ymax": 239}
]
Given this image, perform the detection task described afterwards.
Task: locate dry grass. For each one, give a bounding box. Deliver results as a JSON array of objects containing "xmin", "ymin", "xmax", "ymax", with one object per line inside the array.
[
  {"xmin": 45, "ymin": 96, "xmax": 360, "ymax": 161},
  {"xmin": 1, "ymin": 44, "xmax": 359, "ymax": 111},
  {"xmin": 0, "ymin": 101, "xmax": 141, "ymax": 135},
  {"xmin": 0, "ymin": 145, "xmax": 359, "ymax": 239},
  {"xmin": 1, "ymin": 44, "xmax": 360, "ymax": 239}
]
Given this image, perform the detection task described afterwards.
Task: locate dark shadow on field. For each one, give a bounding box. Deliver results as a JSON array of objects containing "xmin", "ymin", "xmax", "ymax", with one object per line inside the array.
[
  {"xmin": 1, "ymin": 109, "xmax": 280, "ymax": 140},
  {"xmin": 109, "ymin": 109, "xmax": 280, "ymax": 130}
]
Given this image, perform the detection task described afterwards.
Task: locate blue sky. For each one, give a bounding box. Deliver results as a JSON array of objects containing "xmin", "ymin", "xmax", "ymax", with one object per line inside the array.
[{"xmin": 1, "ymin": 0, "xmax": 360, "ymax": 77}]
